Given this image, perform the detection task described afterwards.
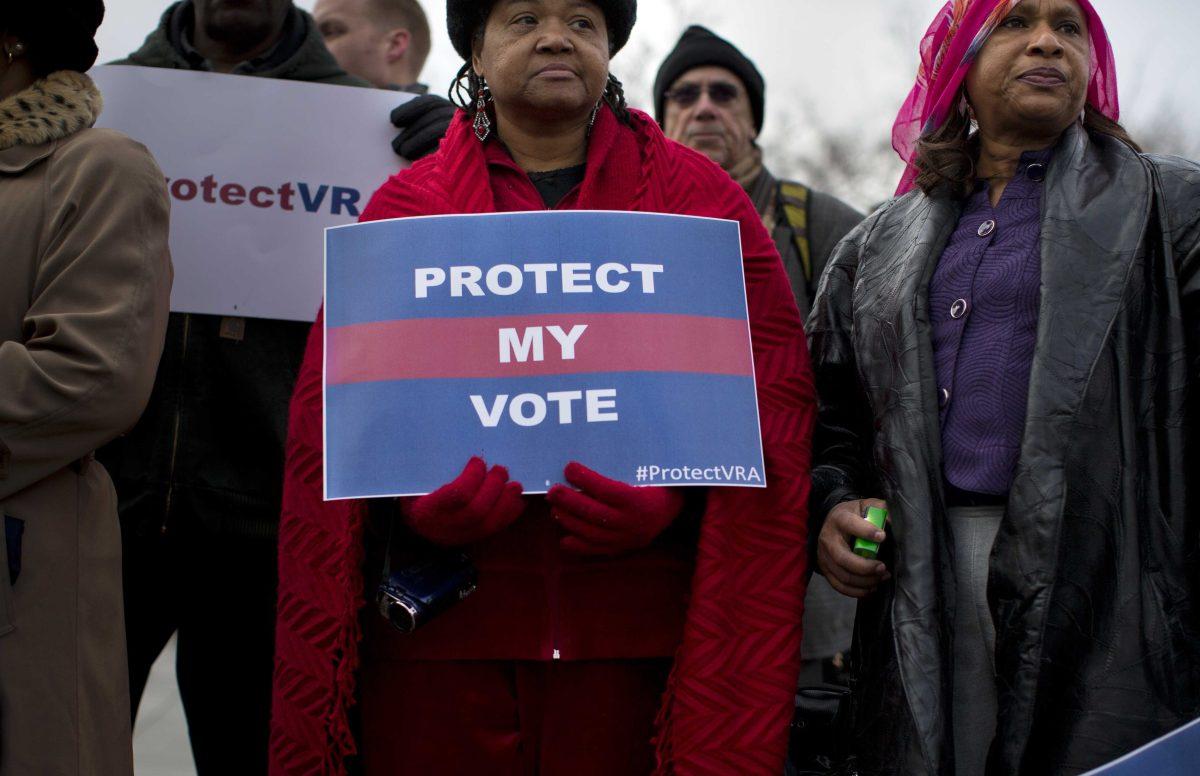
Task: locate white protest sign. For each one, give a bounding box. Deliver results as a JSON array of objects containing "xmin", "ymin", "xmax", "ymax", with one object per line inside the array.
[{"xmin": 90, "ymin": 65, "xmax": 410, "ymax": 322}]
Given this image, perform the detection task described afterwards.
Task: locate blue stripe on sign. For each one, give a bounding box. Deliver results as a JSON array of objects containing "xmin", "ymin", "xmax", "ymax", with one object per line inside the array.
[
  {"xmin": 325, "ymin": 212, "xmax": 748, "ymax": 327},
  {"xmin": 325, "ymin": 371, "xmax": 764, "ymax": 498}
]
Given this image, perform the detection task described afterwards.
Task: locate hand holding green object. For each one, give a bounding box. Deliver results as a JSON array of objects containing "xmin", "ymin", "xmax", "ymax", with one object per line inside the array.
[
  {"xmin": 853, "ymin": 507, "xmax": 889, "ymax": 560},
  {"xmin": 816, "ymin": 499, "xmax": 890, "ymax": 599}
]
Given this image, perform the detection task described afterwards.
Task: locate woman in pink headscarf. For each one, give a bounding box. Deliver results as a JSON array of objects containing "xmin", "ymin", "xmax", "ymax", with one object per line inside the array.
[{"xmin": 807, "ymin": 0, "xmax": 1200, "ymax": 773}]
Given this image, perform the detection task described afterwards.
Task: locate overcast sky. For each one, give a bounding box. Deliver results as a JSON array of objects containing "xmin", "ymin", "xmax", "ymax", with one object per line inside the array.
[{"xmin": 97, "ymin": 0, "xmax": 1200, "ymax": 203}]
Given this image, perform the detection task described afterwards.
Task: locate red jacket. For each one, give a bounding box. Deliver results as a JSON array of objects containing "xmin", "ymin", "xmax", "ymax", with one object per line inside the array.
[{"xmin": 270, "ymin": 107, "xmax": 816, "ymax": 776}]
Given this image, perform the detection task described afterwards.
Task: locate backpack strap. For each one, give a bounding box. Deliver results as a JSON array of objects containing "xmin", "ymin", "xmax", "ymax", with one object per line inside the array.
[{"xmin": 779, "ymin": 181, "xmax": 814, "ymax": 283}]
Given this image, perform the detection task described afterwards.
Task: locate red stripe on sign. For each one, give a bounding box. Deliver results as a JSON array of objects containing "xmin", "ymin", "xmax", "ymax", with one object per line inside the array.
[{"xmin": 326, "ymin": 313, "xmax": 753, "ymax": 384}]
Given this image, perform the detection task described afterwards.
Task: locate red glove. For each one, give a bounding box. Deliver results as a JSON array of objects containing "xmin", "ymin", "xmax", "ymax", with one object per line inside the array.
[
  {"xmin": 401, "ymin": 457, "xmax": 525, "ymax": 546},
  {"xmin": 546, "ymin": 462, "xmax": 686, "ymax": 556}
]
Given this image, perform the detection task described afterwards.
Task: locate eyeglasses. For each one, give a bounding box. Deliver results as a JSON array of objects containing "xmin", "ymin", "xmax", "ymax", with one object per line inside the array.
[{"xmin": 664, "ymin": 81, "xmax": 741, "ymax": 107}]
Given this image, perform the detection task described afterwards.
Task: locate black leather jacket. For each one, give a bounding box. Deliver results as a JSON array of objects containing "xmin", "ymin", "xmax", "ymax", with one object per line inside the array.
[{"xmin": 807, "ymin": 125, "xmax": 1200, "ymax": 775}]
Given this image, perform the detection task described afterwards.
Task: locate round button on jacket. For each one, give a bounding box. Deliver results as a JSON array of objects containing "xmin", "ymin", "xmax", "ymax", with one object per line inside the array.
[
  {"xmin": 1026, "ymin": 163, "xmax": 1047, "ymax": 182},
  {"xmin": 978, "ymin": 219, "xmax": 996, "ymax": 237},
  {"xmin": 950, "ymin": 299, "xmax": 969, "ymax": 319},
  {"xmin": 939, "ymin": 388, "xmax": 951, "ymax": 407}
]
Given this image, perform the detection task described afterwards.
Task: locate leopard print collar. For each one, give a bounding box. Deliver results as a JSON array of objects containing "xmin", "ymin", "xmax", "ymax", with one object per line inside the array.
[{"xmin": 0, "ymin": 71, "xmax": 103, "ymax": 152}]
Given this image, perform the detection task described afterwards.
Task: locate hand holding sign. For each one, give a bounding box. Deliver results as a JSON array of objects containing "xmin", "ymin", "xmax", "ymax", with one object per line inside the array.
[
  {"xmin": 548, "ymin": 462, "xmax": 686, "ymax": 557},
  {"xmin": 390, "ymin": 94, "xmax": 457, "ymax": 161},
  {"xmin": 402, "ymin": 458, "xmax": 525, "ymax": 546}
]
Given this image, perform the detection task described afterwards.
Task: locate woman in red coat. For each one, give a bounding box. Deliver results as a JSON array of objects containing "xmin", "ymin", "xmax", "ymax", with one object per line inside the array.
[{"xmin": 270, "ymin": 1, "xmax": 815, "ymax": 774}]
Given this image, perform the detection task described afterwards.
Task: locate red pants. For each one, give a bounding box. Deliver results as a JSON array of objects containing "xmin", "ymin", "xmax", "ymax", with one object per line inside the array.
[{"xmin": 360, "ymin": 658, "xmax": 671, "ymax": 775}]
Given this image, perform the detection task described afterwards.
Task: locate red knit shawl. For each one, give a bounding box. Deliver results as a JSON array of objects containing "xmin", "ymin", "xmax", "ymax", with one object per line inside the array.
[{"xmin": 270, "ymin": 106, "xmax": 816, "ymax": 775}]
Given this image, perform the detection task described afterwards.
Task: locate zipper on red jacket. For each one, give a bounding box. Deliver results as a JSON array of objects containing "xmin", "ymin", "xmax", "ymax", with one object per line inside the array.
[
  {"xmin": 544, "ymin": 509, "xmax": 563, "ymax": 660},
  {"xmin": 553, "ymin": 186, "xmax": 583, "ymax": 211},
  {"xmin": 545, "ymin": 195, "xmax": 579, "ymax": 659},
  {"xmin": 161, "ymin": 313, "xmax": 190, "ymax": 536}
]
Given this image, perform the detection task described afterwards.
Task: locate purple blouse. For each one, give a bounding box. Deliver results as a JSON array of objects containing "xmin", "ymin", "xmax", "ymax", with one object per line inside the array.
[{"xmin": 929, "ymin": 149, "xmax": 1052, "ymax": 496}]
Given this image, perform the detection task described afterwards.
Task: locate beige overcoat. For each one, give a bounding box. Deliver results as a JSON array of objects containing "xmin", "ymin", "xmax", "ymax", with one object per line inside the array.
[{"xmin": 0, "ymin": 71, "xmax": 172, "ymax": 775}]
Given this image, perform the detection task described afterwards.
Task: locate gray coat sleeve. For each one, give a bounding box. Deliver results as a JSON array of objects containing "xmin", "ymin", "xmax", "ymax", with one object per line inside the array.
[
  {"xmin": 1182, "ymin": 192, "xmax": 1200, "ymax": 589},
  {"xmin": 1152, "ymin": 155, "xmax": 1200, "ymax": 577},
  {"xmin": 808, "ymin": 190, "xmax": 866, "ymax": 290},
  {"xmin": 1156, "ymin": 156, "xmax": 1200, "ymax": 354},
  {"xmin": 1151, "ymin": 155, "xmax": 1200, "ymax": 411},
  {"xmin": 804, "ymin": 207, "xmax": 887, "ymax": 571}
]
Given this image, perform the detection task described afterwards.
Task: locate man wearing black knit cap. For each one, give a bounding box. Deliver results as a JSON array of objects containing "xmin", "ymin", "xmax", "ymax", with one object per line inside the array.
[
  {"xmin": 655, "ymin": 25, "xmax": 862, "ymax": 321},
  {"xmin": 655, "ymin": 27, "xmax": 862, "ymax": 766}
]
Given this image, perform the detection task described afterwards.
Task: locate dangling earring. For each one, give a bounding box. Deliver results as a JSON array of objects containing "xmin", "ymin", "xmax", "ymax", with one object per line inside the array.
[
  {"xmin": 473, "ymin": 77, "xmax": 492, "ymax": 142},
  {"xmin": 587, "ymin": 78, "xmax": 614, "ymax": 137},
  {"xmin": 4, "ymin": 42, "xmax": 22, "ymax": 66}
]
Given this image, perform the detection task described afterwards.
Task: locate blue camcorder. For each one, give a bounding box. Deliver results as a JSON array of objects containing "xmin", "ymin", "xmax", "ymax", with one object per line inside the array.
[{"xmin": 376, "ymin": 540, "xmax": 478, "ymax": 634}]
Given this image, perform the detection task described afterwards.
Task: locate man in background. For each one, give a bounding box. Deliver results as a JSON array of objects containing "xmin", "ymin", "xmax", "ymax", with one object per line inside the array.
[
  {"xmin": 315, "ymin": 0, "xmax": 455, "ymax": 160},
  {"xmin": 654, "ymin": 26, "xmax": 864, "ymax": 774},
  {"xmin": 314, "ymin": 0, "xmax": 431, "ymax": 91},
  {"xmin": 102, "ymin": 2, "xmax": 368, "ymax": 773},
  {"xmin": 655, "ymin": 25, "xmax": 863, "ymax": 321}
]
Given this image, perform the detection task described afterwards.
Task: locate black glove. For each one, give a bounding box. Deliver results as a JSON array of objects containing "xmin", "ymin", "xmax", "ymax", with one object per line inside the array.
[{"xmin": 391, "ymin": 94, "xmax": 457, "ymax": 161}]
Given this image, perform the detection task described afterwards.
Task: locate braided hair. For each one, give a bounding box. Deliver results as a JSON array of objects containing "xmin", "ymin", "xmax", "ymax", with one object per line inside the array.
[{"xmin": 601, "ymin": 73, "xmax": 633, "ymax": 125}]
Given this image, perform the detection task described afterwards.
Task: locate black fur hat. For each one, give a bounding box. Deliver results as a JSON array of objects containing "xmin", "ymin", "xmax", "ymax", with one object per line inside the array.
[
  {"xmin": 447, "ymin": 0, "xmax": 636, "ymax": 61},
  {"xmin": 5, "ymin": 0, "xmax": 105, "ymax": 75}
]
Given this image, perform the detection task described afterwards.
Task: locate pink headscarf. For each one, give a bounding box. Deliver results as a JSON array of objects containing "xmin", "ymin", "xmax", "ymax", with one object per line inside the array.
[{"xmin": 892, "ymin": 0, "xmax": 1119, "ymax": 196}]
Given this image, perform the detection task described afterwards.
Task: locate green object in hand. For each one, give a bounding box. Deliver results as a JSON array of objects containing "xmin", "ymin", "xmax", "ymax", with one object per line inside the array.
[{"xmin": 853, "ymin": 507, "xmax": 888, "ymax": 560}]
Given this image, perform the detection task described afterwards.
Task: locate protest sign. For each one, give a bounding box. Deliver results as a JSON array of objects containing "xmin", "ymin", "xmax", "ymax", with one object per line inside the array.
[
  {"xmin": 90, "ymin": 65, "xmax": 407, "ymax": 322},
  {"xmin": 323, "ymin": 211, "xmax": 766, "ymax": 499},
  {"xmin": 1083, "ymin": 717, "xmax": 1200, "ymax": 776}
]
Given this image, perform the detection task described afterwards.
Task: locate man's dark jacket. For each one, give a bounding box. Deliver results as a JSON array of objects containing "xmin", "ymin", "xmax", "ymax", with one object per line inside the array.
[
  {"xmin": 807, "ymin": 124, "xmax": 1200, "ymax": 775},
  {"xmin": 745, "ymin": 168, "xmax": 862, "ymax": 321},
  {"xmin": 100, "ymin": 2, "xmax": 369, "ymax": 538}
]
